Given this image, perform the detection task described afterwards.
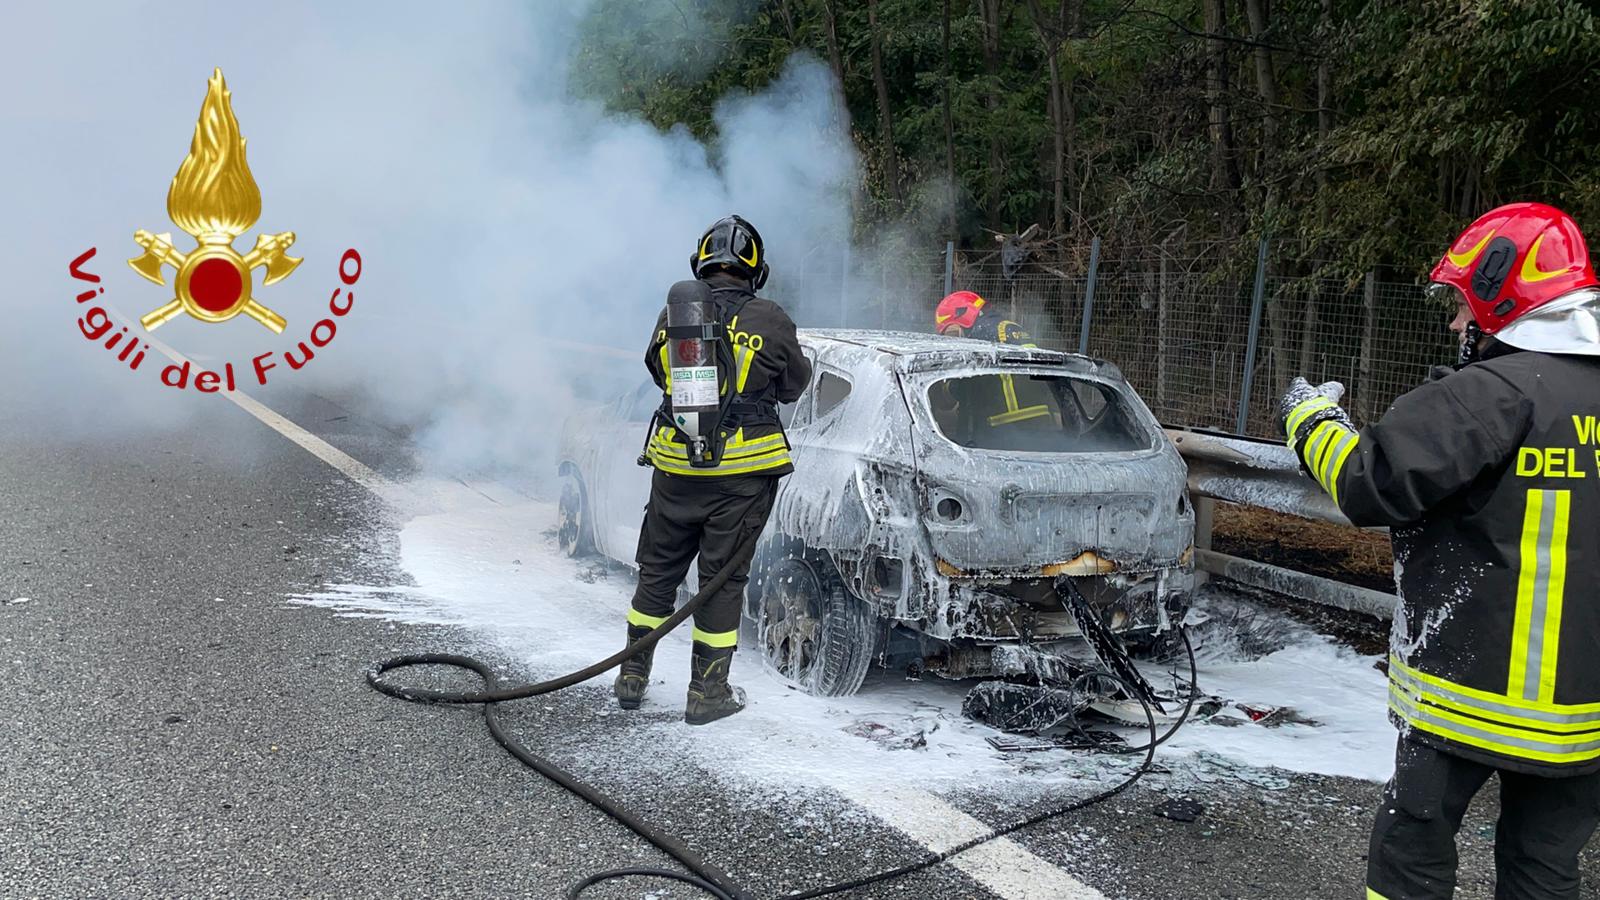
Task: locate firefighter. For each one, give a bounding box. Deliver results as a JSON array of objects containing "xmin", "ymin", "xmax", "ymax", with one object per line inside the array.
[
  {"xmin": 616, "ymin": 215, "xmax": 811, "ymax": 726},
  {"xmin": 934, "ymin": 289, "xmax": 1034, "ymax": 346},
  {"xmin": 1279, "ymin": 202, "xmax": 1600, "ymax": 899},
  {"xmin": 933, "ymin": 290, "xmax": 1055, "ymax": 443}
]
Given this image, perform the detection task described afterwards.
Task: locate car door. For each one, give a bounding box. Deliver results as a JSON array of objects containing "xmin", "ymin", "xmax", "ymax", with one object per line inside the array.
[{"xmin": 594, "ymin": 380, "xmax": 659, "ymax": 562}]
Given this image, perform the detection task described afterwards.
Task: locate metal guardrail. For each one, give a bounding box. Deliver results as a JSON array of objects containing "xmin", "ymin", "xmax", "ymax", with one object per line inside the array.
[
  {"xmin": 1164, "ymin": 428, "xmax": 1351, "ymax": 526},
  {"xmin": 1164, "ymin": 427, "xmax": 1397, "ymax": 620}
]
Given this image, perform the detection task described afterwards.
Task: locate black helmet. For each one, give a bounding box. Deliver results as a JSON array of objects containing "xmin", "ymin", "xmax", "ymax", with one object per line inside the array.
[{"xmin": 690, "ymin": 215, "xmax": 769, "ymax": 289}]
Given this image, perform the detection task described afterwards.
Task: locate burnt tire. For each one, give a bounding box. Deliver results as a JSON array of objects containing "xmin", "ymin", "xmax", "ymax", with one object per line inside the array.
[
  {"xmin": 557, "ymin": 472, "xmax": 594, "ymax": 558},
  {"xmin": 758, "ymin": 554, "xmax": 875, "ymax": 697}
]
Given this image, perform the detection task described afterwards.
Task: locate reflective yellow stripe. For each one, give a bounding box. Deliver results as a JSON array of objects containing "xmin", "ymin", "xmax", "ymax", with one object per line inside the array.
[
  {"xmin": 628, "ymin": 608, "xmax": 669, "ymax": 628},
  {"xmin": 649, "ymin": 443, "xmax": 788, "ymax": 468},
  {"xmin": 1389, "ymin": 658, "xmax": 1600, "ymax": 733},
  {"xmin": 1540, "ymin": 490, "xmax": 1571, "ymax": 704},
  {"xmin": 1000, "ymin": 373, "xmax": 1020, "ymax": 411},
  {"xmin": 1367, "ymin": 890, "xmax": 1391, "ymax": 900},
  {"xmin": 1315, "ymin": 426, "xmax": 1354, "ymax": 490},
  {"xmin": 1324, "ymin": 430, "xmax": 1359, "ymax": 506},
  {"xmin": 691, "ymin": 627, "xmax": 738, "ymax": 648},
  {"xmin": 649, "ymin": 430, "xmax": 786, "ymax": 460},
  {"xmin": 1391, "ymin": 655, "xmax": 1600, "ymax": 717},
  {"xmin": 650, "ymin": 442, "xmax": 787, "ymax": 464},
  {"xmin": 734, "ymin": 344, "xmax": 756, "ymax": 392},
  {"xmin": 1389, "ymin": 687, "xmax": 1600, "ymax": 765},
  {"xmin": 1310, "ymin": 422, "xmax": 1341, "ymax": 478},
  {"xmin": 647, "ymin": 446, "xmax": 791, "ymax": 476},
  {"xmin": 1285, "ymin": 396, "xmax": 1335, "ymax": 442},
  {"xmin": 659, "ymin": 344, "xmax": 672, "ymax": 392},
  {"xmin": 1510, "ymin": 490, "xmax": 1570, "ymax": 702},
  {"xmin": 1300, "ymin": 420, "xmax": 1337, "ymax": 472},
  {"xmin": 1509, "ymin": 490, "xmax": 1544, "ymax": 698},
  {"xmin": 988, "ymin": 405, "xmax": 1052, "ymax": 426}
]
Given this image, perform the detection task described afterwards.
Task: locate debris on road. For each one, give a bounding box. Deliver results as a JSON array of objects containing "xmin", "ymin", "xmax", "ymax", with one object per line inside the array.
[
  {"xmin": 843, "ymin": 719, "xmax": 931, "ymax": 751},
  {"xmin": 1154, "ymin": 798, "xmax": 1206, "ymax": 822}
]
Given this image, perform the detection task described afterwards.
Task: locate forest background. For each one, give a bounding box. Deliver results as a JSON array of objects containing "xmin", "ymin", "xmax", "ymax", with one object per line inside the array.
[{"xmin": 570, "ymin": 0, "xmax": 1600, "ymax": 433}]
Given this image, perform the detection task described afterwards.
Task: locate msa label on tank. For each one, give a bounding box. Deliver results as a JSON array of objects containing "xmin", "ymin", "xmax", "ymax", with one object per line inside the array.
[{"xmin": 671, "ymin": 366, "xmax": 719, "ymax": 407}]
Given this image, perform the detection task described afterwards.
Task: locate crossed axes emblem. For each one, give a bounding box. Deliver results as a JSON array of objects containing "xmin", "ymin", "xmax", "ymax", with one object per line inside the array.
[
  {"xmin": 128, "ymin": 68, "xmax": 301, "ymax": 334},
  {"xmin": 129, "ymin": 229, "xmax": 299, "ymax": 332}
]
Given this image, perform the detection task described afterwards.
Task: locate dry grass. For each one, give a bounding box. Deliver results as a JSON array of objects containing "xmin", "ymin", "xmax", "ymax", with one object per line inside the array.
[{"xmin": 1210, "ymin": 502, "xmax": 1394, "ymax": 593}]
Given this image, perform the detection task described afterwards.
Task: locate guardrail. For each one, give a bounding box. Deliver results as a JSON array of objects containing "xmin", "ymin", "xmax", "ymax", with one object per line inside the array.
[{"xmin": 1164, "ymin": 427, "xmax": 1397, "ymax": 621}]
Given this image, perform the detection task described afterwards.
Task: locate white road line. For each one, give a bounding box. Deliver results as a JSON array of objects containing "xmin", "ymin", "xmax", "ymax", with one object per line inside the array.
[
  {"xmin": 830, "ymin": 781, "xmax": 1105, "ymax": 900},
  {"xmin": 181, "ymin": 341, "xmax": 1104, "ymax": 900},
  {"xmin": 136, "ymin": 331, "xmax": 415, "ymax": 511}
]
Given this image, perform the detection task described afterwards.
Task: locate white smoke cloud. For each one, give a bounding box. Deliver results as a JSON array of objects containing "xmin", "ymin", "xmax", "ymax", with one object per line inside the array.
[{"xmin": 0, "ymin": 1, "xmax": 858, "ymax": 479}]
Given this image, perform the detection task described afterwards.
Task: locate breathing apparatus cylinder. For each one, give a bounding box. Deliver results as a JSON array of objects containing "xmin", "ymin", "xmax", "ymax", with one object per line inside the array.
[{"xmin": 664, "ymin": 280, "xmax": 728, "ymax": 468}]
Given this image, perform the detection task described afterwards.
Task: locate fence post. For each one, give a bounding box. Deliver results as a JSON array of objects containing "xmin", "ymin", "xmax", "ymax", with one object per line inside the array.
[
  {"xmin": 1157, "ymin": 252, "xmax": 1170, "ymax": 410},
  {"xmin": 840, "ymin": 241, "xmax": 852, "ymax": 329},
  {"xmin": 943, "ymin": 241, "xmax": 955, "ymax": 297},
  {"xmin": 1359, "ymin": 270, "xmax": 1377, "ymax": 423},
  {"xmin": 1235, "ymin": 236, "xmax": 1270, "ymax": 435},
  {"xmin": 1078, "ymin": 236, "xmax": 1101, "ymax": 355}
]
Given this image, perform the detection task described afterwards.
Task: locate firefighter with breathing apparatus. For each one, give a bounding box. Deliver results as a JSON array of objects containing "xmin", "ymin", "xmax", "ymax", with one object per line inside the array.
[
  {"xmin": 617, "ymin": 215, "xmax": 811, "ymax": 726},
  {"xmin": 1280, "ymin": 203, "xmax": 1600, "ymax": 899}
]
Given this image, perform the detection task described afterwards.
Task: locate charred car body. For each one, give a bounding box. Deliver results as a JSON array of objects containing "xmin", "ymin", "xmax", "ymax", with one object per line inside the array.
[{"xmin": 558, "ymin": 329, "xmax": 1195, "ymax": 725}]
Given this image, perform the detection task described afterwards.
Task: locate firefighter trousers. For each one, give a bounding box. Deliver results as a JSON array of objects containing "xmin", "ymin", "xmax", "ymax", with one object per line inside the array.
[
  {"xmin": 1368, "ymin": 736, "xmax": 1600, "ymax": 899},
  {"xmin": 629, "ymin": 471, "xmax": 779, "ymax": 648}
]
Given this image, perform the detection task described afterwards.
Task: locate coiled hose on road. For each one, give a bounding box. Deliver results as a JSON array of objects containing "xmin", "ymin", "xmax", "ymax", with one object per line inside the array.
[{"xmin": 368, "ymin": 524, "xmax": 1198, "ymax": 900}]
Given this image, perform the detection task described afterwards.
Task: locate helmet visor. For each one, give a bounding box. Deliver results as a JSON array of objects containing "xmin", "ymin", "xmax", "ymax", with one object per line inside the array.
[{"xmin": 1425, "ymin": 281, "xmax": 1463, "ymax": 307}]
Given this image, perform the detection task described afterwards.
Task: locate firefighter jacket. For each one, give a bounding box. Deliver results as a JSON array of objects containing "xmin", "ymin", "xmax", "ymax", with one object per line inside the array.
[
  {"xmin": 964, "ymin": 317, "xmax": 1053, "ymax": 427},
  {"xmin": 644, "ymin": 273, "xmax": 811, "ymax": 478},
  {"xmin": 1286, "ymin": 345, "xmax": 1600, "ymax": 775}
]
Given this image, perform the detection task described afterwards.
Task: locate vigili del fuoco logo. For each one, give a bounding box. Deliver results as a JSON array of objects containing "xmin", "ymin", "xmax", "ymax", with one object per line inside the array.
[{"xmin": 67, "ymin": 68, "xmax": 363, "ymax": 392}]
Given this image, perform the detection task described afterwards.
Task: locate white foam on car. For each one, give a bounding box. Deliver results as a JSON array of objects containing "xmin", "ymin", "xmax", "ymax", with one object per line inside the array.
[{"xmin": 295, "ymin": 487, "xmax": 1397, "ymax": 787}]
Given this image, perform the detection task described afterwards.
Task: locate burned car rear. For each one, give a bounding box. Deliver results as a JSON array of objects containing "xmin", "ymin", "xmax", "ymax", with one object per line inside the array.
[
  {"xmin": 748, "ymin": 330, "xmax": 1195, "ymax": 709},
  {"xmin": 556, "ymin": 328, "xmax": 1194, "ymax": 724}
]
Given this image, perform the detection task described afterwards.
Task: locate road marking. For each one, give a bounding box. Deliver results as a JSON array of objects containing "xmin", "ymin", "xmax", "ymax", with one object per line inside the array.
[
  {"xmin": 829, "ymin": 781, "xmax": 1105, "ymax": 900},
  {"xmin": 185, "ymin": 342, "xmax": 1105, "ymax": 900},
  {"xmin": 136, "ymin": 331, "xmax": 415, "ymax": 511}
]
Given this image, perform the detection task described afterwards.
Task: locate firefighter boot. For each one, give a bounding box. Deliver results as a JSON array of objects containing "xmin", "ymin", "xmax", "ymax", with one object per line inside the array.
[
  {"xmin": 686, "ymin": 644, "xmax": 746, "ymax": 726},
  {"xmin": 613, "ymin": 624, "xmax": 655, "ymax": 710}
]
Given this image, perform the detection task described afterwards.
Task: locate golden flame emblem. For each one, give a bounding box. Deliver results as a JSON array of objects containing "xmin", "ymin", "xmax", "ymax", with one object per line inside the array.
[{"xmin": 128, "ymin": 69, "xmax": 300, "ymax": 332}]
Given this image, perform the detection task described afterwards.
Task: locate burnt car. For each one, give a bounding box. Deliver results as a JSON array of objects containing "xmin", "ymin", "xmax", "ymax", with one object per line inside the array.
[{"xmin": 558, "ymin": 329, "xmax": 1195, "ymax": 721}]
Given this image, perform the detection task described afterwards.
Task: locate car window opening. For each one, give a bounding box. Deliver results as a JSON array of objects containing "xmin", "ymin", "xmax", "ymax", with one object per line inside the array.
[
  {"xmin": 927, "ymin": 373, "xmax": 1149, "ymax": 452},
  {"xmin": 814, "ymin": 371, "xmax": 852, "ymax": 419}
]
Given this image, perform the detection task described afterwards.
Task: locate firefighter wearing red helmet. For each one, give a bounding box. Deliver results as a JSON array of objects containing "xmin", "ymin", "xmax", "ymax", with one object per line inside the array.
[
  {"xmin": 934, "ymin": 290, "xmax": 1053, "ymax": 429},
  {"xmin": 1280, "ymin": 203, "xmax": 1600, "ymax": 899}
]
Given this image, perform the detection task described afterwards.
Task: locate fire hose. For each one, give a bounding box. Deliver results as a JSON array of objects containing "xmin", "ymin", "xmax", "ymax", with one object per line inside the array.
[{"xmin": 367, "ymin": 523, "xmax": 1198, "ymax": 899}]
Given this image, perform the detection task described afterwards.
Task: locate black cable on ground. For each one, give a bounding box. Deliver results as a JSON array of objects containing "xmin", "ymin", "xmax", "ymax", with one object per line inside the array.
[
  {"xmin": 369, "ymin": 521, "xmax": 768, "ymax": 900},
  {"xmin": 369, "ymin": 526, "xmax": 1198, "ymax": 900}
]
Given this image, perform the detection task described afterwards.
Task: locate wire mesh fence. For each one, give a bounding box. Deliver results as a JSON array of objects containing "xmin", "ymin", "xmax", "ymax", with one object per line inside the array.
[{"xmin": 775, "ymin": 238, "xmax": 1457, "ymax": 441}]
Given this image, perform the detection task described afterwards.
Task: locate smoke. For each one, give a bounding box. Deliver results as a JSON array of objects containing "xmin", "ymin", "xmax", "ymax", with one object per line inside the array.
[{"xmin": 0, "ymin": 1, "xmax": 858, "ymax": 480}]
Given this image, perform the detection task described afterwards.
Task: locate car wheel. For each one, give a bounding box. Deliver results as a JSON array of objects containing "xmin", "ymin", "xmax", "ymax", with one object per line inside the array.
[
  {"xmin": 758, "ymin": 554, "xmax": 875, "ymax": 697},
  {"xmin": 557, "ymin": 472, "xmax": 594, "ymax": 558}
]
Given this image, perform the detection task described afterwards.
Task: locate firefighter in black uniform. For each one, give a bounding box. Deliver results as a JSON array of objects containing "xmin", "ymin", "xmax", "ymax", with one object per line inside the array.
[
  {"xmin": 616, "ymin": 215, "xmax": 811, "ymax": 726},
  {"xmin": 933, "ymin": 290, "xmax": 1056, "ymax": 446},
  {"xmin": 1280, "ymin": 203, "xmax": 1600, "ymax": 899}
]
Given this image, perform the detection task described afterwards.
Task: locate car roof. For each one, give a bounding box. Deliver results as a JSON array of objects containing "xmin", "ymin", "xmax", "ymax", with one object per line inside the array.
[{"xmin": 799, "ymin": 328, "xmax": 1110, "ymax": 377}]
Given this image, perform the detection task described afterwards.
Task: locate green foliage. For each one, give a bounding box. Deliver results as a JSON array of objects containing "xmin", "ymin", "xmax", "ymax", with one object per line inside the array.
[{"xmin": 570, "ymin": 0, "xmax": 1600, "ymax": 274}]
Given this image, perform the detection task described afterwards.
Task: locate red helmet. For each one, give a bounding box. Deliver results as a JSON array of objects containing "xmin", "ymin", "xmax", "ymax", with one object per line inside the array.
[
  {"xmin": 935, "ymin": 291, "xmax": 986, "ymax": 334},
  {"xmin": 1430, "ymin": 202, "xmax": 1598, "ymax": 335}
]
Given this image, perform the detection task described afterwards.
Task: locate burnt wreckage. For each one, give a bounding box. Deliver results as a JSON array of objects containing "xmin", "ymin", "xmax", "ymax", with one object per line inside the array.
[{"xmin": 558, "ymin": 329, "xmax": 1195, "ymax": 733}]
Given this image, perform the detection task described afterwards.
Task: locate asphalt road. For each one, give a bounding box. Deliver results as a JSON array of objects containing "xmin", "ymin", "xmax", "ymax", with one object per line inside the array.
[{"xmin": 3, "ymin": 383, "xmax": 1598, "ymax": 899}]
